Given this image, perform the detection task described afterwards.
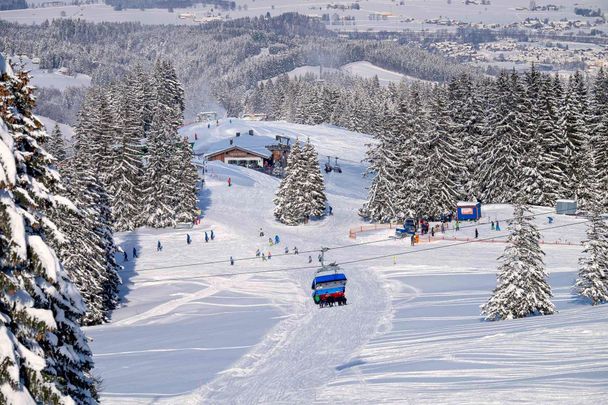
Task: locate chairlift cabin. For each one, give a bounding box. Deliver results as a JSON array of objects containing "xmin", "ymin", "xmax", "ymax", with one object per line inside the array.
[
  {"xmin": 324, "ymin": 156, "xmax": 333, "ymax": 173},
  {"xmin": 334, "ymin": 157, "xmax": 342, "ymax": 173},
  {"xmin": 311, "ymin": 263, "xmax": 347, "ymax": 307}
]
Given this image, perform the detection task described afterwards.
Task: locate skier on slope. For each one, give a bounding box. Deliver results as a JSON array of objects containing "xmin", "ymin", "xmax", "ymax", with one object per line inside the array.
[
  {"xmin": 259, "ymin": 228, "xmax": 264, "ymax": 237},
  {"xmin": 210, "ymin": 230, "xmax": 215, "ymax": 240},
  {"xmin": 274, "ymin": 235, "xmax": 280, "ymax": 244},
  {"xmin": 285, "ymin": 246, "xmax": 289, "ymax": 254},
  {"xmin": 256, "ymin": 249, "xmax": 261, "ymax": 257},
  {"xmin": 133, "ymin": 247, "xmax": 138, "ymax": 258},
  {"xmin": 293, "ymin": 247, "xmax": 298, "ymax": 255},
  {"xmin": 308, "ymin": 255, "xmax": 312, "ymax": 263},
  {"xmin": 475, "ymin": 228, "xmax": 479, "ymax": 239},
  {"xmin": 157, "ymin": 240, "xmax": 163, "ymax": 252},
  {"xmin": 227, "ymin": 177, "xmax": 232, "ymax": 187},
  {"xmin": 205, "ymin": 232, "xmax": 209, "ymax": 243},
  {"xmin": 187, "ymin": 234, "xmax": 192, "ymax": 245},
  {"xmin": 268, "ymin": 237, "xmax": 273, "ymax": 246},
  {"xmin": 123, "ymin": 251, "xmax": 128, "ymax": 262},
  {"xmin": 230, "ymin": 256, "xmax": 234, "ymax": 266}
]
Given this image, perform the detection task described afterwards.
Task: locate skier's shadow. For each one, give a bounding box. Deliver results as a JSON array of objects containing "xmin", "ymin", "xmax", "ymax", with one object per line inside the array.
[
  {"xmin": 113, "ymin": 235, "xmax": 142, "ymax": 307},
  {"xmin": 197, "ymin": 185, "xmax": 211, "ymax": 220}
]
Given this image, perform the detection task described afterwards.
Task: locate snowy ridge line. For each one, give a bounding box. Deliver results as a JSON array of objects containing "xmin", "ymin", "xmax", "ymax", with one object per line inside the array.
[
  {"xmin": 119, "ymin": 208, "xmax": 560, "ymax": 274},
  {"xmin": 119, "ymin": 220, "xmax": 590, "ymax": 284}
]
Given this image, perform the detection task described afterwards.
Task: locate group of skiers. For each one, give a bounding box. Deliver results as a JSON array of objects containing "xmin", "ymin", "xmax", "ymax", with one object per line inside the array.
[
  {"xmin": 122, "ymin": 247, "xmax": 138, "ymax": 261},
  {"xmin": 153, "ymin": 229, "xmax": 216, "ymax": 253},
  {"xmin": 254, "ymin": 228, "xmax": 302, "ymax": 262}
]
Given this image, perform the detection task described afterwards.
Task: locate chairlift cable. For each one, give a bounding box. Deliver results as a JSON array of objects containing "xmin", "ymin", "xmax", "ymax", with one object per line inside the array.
[
  {"xmin": 131, "ymin": 219, "xmax": 589, "ymax": 283},
  {"xmin": 123, "ymin": 212, "xmax": 581, "ymax": 278}
]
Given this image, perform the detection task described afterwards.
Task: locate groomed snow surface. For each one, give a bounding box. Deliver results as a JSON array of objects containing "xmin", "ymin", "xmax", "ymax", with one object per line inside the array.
[{"xmin": 87, "ymin": 119, "xmax": 608, "ymax": 404}]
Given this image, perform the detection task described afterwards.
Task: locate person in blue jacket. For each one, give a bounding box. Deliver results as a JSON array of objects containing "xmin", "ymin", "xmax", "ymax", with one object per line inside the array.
[
  {"xmin": 274, "ymin": 235, "xmax": 280, "ymax": 244},
  {"xmin": 205, "ymin": 231, "xmax": 209, "ymax": 243},
  {"xmin": 210, "ymin": 230, "xmax": 215, "ymax": 240},
  {"xmin": 187, "ymin": 234, "xmax": 192, "ymax": 245}
]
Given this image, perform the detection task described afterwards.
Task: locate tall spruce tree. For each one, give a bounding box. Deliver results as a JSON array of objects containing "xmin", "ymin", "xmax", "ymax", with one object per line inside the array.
[
  {"xmin": 360, "ymin": 104, "xmax": 403, "ymax": 222},
  {"xmin": 574, "ymin": 148, "xmax": 608, "ymax": 305},
  {"xmin": 421, "ymin": 85, "xmax": 462, "ymax": 216},
  {"xmin": 63, "ymin": 89, "xmax": 121, "ymax": 325},
  {"xmin": 274, "ymin": 140, "xmax": 327, "ymax": 225},
  {"xmin": 143, "ymin": 59, "xmax": 193, "ymax": 228},
  {"xmin": 173, "ymin": 137, "xmax": 199, "ymax": 223},
  {"xmin": 46, "ymin": 124, "xmax": 67, "ymax": 163},
  {"xmin": 590, "ymin": 68, "xmax": 608, "ymax": 208},
  {"xmin": 481, "ymin": 204, "xmax": 555, "ymax": 321},
  {"xmin": 0, "ymin": 54, "xmax": 98, "ymax": 404},
  {"xmin": 109, "ymin": 79, "xmax": 145, "ymax": 231},
  {"xmin": 301, "ymin": 139, "xmax": 327, "ymax": 218}
]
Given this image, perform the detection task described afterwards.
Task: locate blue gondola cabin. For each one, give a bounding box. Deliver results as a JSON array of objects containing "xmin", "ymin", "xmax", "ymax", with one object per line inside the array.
[{"xmin": 457, "ymin": 201, "xmax": 481, "ymax": 221}]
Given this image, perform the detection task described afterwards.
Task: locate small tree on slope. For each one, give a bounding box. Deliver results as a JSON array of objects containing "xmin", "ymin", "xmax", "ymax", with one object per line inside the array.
[
  {"xmin": 274, "ymin": 141, "xmax": 305, "ymax": 225},
  {"xmin": 481, "ymin": 204, "xmax": 555, "ymax": 321},
  {"xmin": 574, "ymin": 151, "xmax": 608, "ymax": 305},
  {"xmin": 46, "ymin": 124, "xmax": 67, "ymax": 163},
  {"xmin": 300, "ymin": 139, "xmax": 327, "ymax": 218}
]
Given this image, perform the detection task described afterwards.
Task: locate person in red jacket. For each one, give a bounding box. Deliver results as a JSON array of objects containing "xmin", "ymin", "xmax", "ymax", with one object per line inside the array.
[{"xmin": 227, "ymin": 177, "xmax": 232, "ymax": 187}]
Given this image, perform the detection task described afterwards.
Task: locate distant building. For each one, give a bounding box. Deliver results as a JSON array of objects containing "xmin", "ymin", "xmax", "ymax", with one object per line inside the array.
[
  {"xmin": 556, "ymin": 199, "xmax": 577, "ymax": 215},
  {"xmin": 242, "ymin": 113, "xmax": 267, "ymax": 121}
]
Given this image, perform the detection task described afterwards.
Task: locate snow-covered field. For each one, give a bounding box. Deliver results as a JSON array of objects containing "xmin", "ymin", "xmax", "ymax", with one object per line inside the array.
[
  {"xmin": 262, "ymin": 61, "xmax": 433, "ymax": 86},
  {"xmin": 2, "ymin": 0, "xmax": 605, "ymax": 32},
  {"xmin": 7, "ymin": 55, "xmax": 91, "ymax": 90},
  {"xmin": 83, "ymin": 118, "xmax": 608, "ymax": 404}
]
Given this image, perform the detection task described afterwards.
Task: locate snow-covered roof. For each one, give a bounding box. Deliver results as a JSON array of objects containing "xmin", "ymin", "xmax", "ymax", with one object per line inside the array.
[
  {"xmin": 457, "ymin": 201, "xmax": 479, "ymax": 207},
  {"xmin": 204, "ymin": 135, "xmax": 276, "ymax": 159},
  {"xmin": 556, "ymin": 199, "xmax": 576, "ymax": 204}
]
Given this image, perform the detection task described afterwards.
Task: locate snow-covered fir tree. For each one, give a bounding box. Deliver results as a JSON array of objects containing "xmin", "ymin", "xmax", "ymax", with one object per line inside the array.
[
  {"xmin": 60, "ymin": 89, "xmax": 122, "ymax": 325},
  {"xmin": 0, "ymin": 54, "xmax": 98, "ymax": 404},
  {"xmin": 46, "ymin": 124, "xmax": 67, "ymax": 163},
  {"xmin": 274, "ymin": 140, "xmax": 327, "ymax": 225},
  {"xmin": 142, "ymin": 59, "xmax": 196, "ymax": 228},
  {"xmin": 590, "ymin": 68, "xmax": 608, "ymax": 209},
  {"xmin": 300, "ymin": 139, "xmax": 327, "ymax": 217},
  {"xmin": 420, "ymin": 85, "xmax": 463, "ymax": 216},
  {"xmin": 574, "ymin": 148, "xmax": 608, "ymax": 305},
  {"xmin": 274, "ymin": 141, "xmax": 304, "ymax": 225},
  {"xmin": 478, "ymin": 72, "xmax": 527, "ymax": 203},
  {"xmin": 359, "ymin": 104, "xmax": 403, "ymax": 222},
  {"xmin": 173, "ymin": 137, "xmax": 199, "ymax": 223},
  {"xmin": 481, "ymin": 204, "xmax": 555, "ymax": 321},
  {"xmin": 109, "ymin": 78, "xmax": 145, "ymax": 231}
]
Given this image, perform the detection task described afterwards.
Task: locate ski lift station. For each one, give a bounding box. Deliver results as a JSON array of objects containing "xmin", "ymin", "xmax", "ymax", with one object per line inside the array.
[
  {"xmin": 556, "ymin": 199, "xmax": 577, "ymax": 215},
  {"xmin": 204, "ymin": 132, "xmax": 291, "ymax": 170},
  {"xmin": 456, "ymin": 201, "xmax": 482, "ymax": 221},
  {"xmin": 196, "ymin": 111, "xmax": 217, "ymax": 122}
]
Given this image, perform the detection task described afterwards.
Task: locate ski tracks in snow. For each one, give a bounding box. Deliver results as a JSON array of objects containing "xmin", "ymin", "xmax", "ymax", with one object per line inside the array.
[{"xmin": 177, "ymin": 262, "xmax": 393, "ymax": 405}]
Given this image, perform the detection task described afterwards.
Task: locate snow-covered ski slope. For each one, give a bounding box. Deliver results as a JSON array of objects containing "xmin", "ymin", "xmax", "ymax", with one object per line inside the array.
[{"xmin": 89, "ymin": 119, "xmax": 608, "ymax": 404}]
